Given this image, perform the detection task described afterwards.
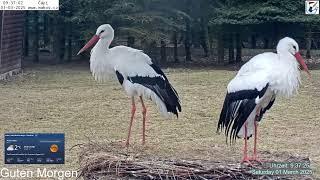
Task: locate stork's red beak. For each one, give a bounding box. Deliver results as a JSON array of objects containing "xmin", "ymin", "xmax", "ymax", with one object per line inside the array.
[
  {"xmin": 77, "ymin": 35, "xmax": 100, "ymax": 55},
  {"xmin": 294, "ymin": 52, "xmax": 311, "ymax": 77}
]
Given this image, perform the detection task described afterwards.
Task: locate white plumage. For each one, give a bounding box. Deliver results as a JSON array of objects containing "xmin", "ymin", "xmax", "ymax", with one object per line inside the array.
[
  {"xmin": 90, "ymin": 45, "xmax": 157, "ymax": 81},
  {"xmin": 217, "ymin": 37, "xmax": 310, "ymax": 163},
  {"xmin": 81, "ymin": 24, "xmax": 181, "ymax": 117},
  {"xmin": 77, "ymin": 24, "xmax": 181, "ymax": 146},
  {"xmin": 228, "ymin": 50, "xmax": 300, "ymax": 138},
  {"xmin": 224, "ymin": 37, "xmax": 306, "ymax": 137},
  {"xmin": 228, "ymin": 52, "xmax": 301, "ymax": 98}
]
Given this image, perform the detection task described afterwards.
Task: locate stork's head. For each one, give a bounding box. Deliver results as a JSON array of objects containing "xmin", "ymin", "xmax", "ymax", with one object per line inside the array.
[
  {"xmin": 77, "ymin": 24, "xmax": 114, "ymax": 55},
  {"xmin": 277, "ymin": 37, "xmax": 310, "ymax": 77},
  {"xmin": 95, "ymin": 24, "xmax": 114, "ymax": 39}
]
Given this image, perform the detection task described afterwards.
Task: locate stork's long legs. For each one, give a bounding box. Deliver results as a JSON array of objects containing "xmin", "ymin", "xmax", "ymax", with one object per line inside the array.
[
  {"xmin": 253, "ymin": 120, "xmax": 258, "ymax": 160},
  {"xmin": 140, "ymin": 96, "xmax": 147, "ymax": 145},
  {"xmin": 252, "ymin": 108, "xmax": 262, "ymax": 162},
  {"xmin": 126, "ymin": 97, "xmax": 136, "ymax": 147},
  {"xmin": 241, "ymin": 122, "xmax": 251, "ymax": 164}
]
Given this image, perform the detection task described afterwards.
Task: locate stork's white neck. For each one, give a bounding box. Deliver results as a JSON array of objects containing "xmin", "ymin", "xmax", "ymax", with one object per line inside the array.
[
  {"xmin": 278, "ymin": 52, "xmax": 300, "ymax": 73},
  {"xmin": 89, "ymin": 35, "xmax": 116, "ymax": 82},
  {"xmin": 94, "ymin": 37, "xmax": 112, "ymax": 53},
  {"xmin": 273, "ymin": 52, "xmax": 301, "ymax": 97}
]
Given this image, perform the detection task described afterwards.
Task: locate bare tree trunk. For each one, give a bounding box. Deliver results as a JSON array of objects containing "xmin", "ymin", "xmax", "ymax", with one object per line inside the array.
[
  {"xmin": 59, "ymin": 26, "xmax": 66, "ymax": 63},
  {"xmin": 184, "ymin": 0, "xmax": 192, "ymax": 62},
  {"xmin": 53, "ymin": 23, "xmax": 60, "ymax": 63},
  {"xmin": 200, "ymin": 18, "xmax": 209, "ymax": 57},
  {"xmin": 43, "ymin": 14, "xmax": 49, "ymax": 46},
  {"xmin": 306, "ymin": 31, "xmax": 312, "ymax": 59},
  {"xmin": 208, "ymin": 26, "xmax": 214, "ymax": 56},
  {"xmin": 263, "ymin": 38, "xmax": 269, "ymax": 49},
  {"xmin": 228, "ymin": 33, "xmax": 235, "ymax": 64},
  {"xmin": 149, "ymin": 41, "xmax": 158, "ymax": 64},
  {"xmin": 272, "ymin": 23, "xmax": 279, "ymax": 48},
  {"xmin": 235, "ymin": 33, "xmax": 242, "ymax": 63},
  {"xmin": 185, "ymin": 19, "xmax": 192, "ymax": 62},
  {"xmin": 24, "ymin": 11, "xmax": 29, "ymax": 57},
  {"xmin": 160, "ymin": 40, "xmax": 167, "ymax": 65},
  {"xmin": 32, "ymin": 11, "xmax": 39, "ymax": 63},
  {"xmin": 53, "ymin": 19, "xmax": 65, "ymax": 63},
  {"xmin": 173, "ymin": 32, "xmax": 179, "ymax": 63},
  {"xmin": 65, "ymin": 0, "xmax": 73, "ymax": 62},
  {"xmin": 67, "ymin": 22, "xmax": 72, "ymax": 62},
  {"xmin": 127, "ymin": 36, "xmax": 135, "ymax": 47},
  {"xmin": 200, "ymin": 0, "xmax": 209, "ymax": 57},
  {"xmin": 251, "ymin": 34, "xmax": 256, "ymax": 49},
  {"xmin": 217, "ymin": 32, "xmax": 224, "ymax": 64}
]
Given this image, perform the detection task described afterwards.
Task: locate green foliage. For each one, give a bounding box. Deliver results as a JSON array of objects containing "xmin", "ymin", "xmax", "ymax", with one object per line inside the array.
[
  {"xmin": 210, "ymin": 0, "xmax": 320, "ymax": 25},
  {"xmin": 69, "ymin": 0, "xmax": 188, "ymax": 44},
  {"xmin": 28, "ymin": 0, "xmax": 320, "ymax": 60}
]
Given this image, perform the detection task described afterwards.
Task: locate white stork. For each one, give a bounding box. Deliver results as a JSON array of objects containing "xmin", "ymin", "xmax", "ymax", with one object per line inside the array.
[
  {"xmin": 77, "ymin": 24, "xmax": 181, "ymax": 146},
  {"xmin": 217, "ymin": 37, "xmax": 310, "ymax": 164}
]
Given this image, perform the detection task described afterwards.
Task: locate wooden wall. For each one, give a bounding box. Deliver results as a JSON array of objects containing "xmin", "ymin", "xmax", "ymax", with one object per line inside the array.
[{"xmin": 0, "ymin": 11, "xmax": 24, "ymax": 76}]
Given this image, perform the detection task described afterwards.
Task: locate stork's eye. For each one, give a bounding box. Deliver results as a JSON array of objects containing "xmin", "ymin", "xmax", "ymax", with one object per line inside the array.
[
  {"xmin": 100, "ymin": 30, "xmax": 105, "ymax": 34},
  {"xmin": 293, "ymin": 45, "xmax": 296, "ymax": 51}
]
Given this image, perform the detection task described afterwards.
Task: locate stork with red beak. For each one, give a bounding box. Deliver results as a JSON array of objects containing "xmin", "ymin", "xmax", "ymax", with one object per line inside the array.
[
  {"xmin": 217, "ymin": 37, "xmax": 310, "ymax": 164},
  {"xmin": 77, "ymin": 24, "xmax": 181, "ymax": 147}
]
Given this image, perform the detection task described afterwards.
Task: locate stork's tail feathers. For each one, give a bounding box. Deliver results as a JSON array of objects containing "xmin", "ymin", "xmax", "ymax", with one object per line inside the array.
[
  {"xmin": 162, "ymin": 83, "xmax": 181, "ymax": 118},
  {"xmin": 149, "ymin": 85, "xmax": 181, "ymax": 118},
  {"xmin": 217, "ymin": 87, "xmax": 275, "ymax": 143},
  {"xmin": 148, "ymin": 64, "xmax": 181, "ymax": 118},
  {"xmin": 124, "ymin": 64, "xmax": 181, "ymax": 118},
  {"xmin": 130, "ymin": 82, "xmax": 181, "ymax": 118},
  {"xmin": 217, "ymin": 93, "xmax": 256, "ymax": 143},
  {"xmin": 141, "ymin": 79, "xmax": 181, "ymax": 118}
]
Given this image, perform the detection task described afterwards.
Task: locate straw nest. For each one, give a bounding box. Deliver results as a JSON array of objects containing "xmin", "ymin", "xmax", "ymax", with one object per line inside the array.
[{"xmin": 77, "ymin": 142, "xmax": 313, "ymax": 180}]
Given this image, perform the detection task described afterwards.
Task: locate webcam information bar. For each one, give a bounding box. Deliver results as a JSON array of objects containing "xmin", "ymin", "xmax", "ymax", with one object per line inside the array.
[{"xmin": 0, "ymin": 0, "xmax": 59, "ymax": 10}]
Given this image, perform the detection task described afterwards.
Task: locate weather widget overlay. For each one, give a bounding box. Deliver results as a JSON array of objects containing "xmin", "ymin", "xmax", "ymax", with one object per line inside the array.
[{"xmin": 4, "ymin": 133, "xmax": 64, "ymax": 164}]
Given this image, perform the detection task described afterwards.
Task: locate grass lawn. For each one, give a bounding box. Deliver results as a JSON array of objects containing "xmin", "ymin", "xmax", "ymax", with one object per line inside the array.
[{"xmin": 0, "ymin": 63, "xmax": 319, "ymax": 178}]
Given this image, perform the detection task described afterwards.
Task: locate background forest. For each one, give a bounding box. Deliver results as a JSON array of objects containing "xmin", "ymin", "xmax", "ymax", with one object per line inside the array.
[
  {"xmin": 25, "ymin": 0, "xmax": 320, "ymax": 65},
  {"xmin": 2, "ymin": 1, "xmax": 320, "ymax": 178}
]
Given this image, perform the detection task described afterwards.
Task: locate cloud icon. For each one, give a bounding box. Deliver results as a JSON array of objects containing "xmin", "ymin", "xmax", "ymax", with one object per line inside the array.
[{"xmin": 7, "ymin": 145, "xmax": 15, "ymax": 151}]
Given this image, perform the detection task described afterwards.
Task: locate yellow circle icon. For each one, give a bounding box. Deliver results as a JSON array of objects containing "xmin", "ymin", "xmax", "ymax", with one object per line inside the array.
[{"xmin": 50, "ymin": 144, "xmax": 59, "ymax": 153}]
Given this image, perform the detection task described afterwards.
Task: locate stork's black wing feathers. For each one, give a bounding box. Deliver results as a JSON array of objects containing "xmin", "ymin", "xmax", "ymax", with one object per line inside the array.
[
  {"xmin": 217, "ymin": 84, "xmax": 270, "ymax": 142},
  {"xmin": 257, "ymin": 96, "xmax": 276, "ymax": 122},
  {"xmin": 127, "ymin": 64, "xmax": 181, "ymax": 117},
  {"xmin": 150, "ymin": 64, "xmax": 180, "ymax": 97},
  {"xmin": 116, "ymin": 71, "xmax": 124, "ymax": 85}
]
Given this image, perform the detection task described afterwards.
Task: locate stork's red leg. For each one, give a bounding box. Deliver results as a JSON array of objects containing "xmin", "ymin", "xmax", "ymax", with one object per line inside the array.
[
  {"xmin": 241, "ymin": 122, "xmax": 251, "ymax": 165},
  {"xmin": 252, "ymin": 109, "xmax": 262, "ymax": 163},
  {"xmin": 126, "ymin": 97, "xmax": 136, "ymax": 147},
  {"xmin": 140, "ymin": 96, "xmax": 147, "ymax": 145},
  {"xmin": 253, "ymin": 120, "xmax": 258, "ymax": 160}
]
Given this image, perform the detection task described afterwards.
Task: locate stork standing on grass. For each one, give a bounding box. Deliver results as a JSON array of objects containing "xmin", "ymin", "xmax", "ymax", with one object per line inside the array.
[
  {"xmin": 77, "ymin": 24, "xmax": 181, "ymax": 147},
  {"xmin": 217, "ymin": 37, "xmax": 311, "ymax": 164}
]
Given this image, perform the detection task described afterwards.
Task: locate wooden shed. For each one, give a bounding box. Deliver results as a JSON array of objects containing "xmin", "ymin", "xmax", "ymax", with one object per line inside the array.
[{"xmin": 0, "ymin": 11, "xmax": 25, "ymax": 80}]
